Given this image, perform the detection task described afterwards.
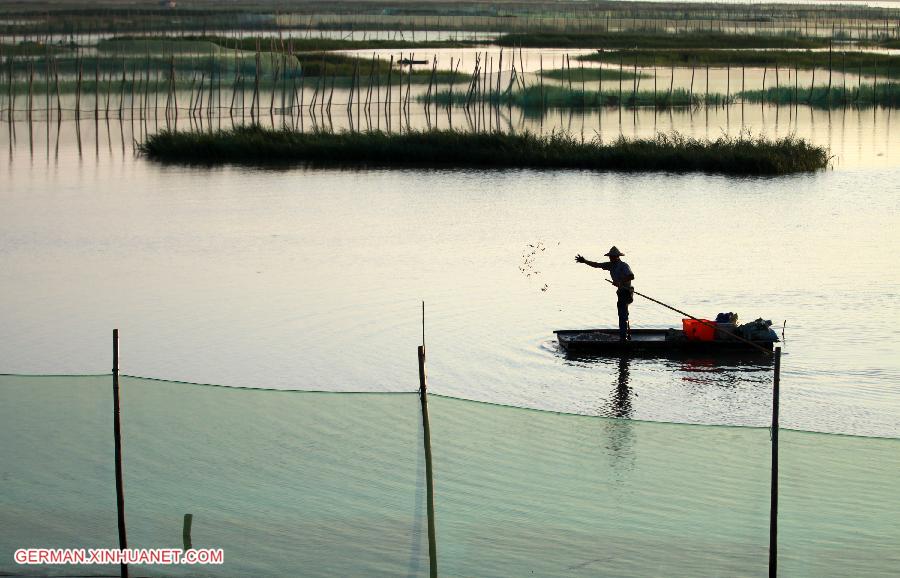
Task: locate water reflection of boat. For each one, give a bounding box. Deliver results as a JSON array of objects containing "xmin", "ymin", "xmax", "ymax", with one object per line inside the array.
[{"xmin": 554, "ymin": 328, "xmax": 777, "ymax": 357}]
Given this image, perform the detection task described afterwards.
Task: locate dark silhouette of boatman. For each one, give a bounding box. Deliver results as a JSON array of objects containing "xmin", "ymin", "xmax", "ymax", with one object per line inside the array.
[{"xmin": 575, "ymin": 246, "xmax": 635, "ymax": 342}]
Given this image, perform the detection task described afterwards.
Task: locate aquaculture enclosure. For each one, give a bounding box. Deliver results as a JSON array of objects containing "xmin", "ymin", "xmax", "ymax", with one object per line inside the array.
[
  {"xmin": 3, "ymin": 5, "xmax": 900, "ymax": 576},
  {"xmin": 1, "ymin": 373, "xmax": 897, "ymax": 576}
]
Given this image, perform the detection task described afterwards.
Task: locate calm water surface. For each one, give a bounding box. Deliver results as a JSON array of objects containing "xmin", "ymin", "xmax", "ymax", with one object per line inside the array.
[{"xmin": 1, "ymin": 114, "xmax": 898, "ymax": 438}]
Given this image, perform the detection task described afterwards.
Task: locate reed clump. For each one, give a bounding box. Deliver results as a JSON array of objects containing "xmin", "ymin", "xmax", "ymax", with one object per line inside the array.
[
  {"xmin": 495, "ymin": 32, "xmax": 828, "ymax": 49},
  {"xmin": 204, "ymin": 36, "xmax": 474, "ymax": 52},
  {"xmin": 140, "ymin": 126, "xmax": 829, "ymax": 175},
  {"xmin": 1, "ymin": 40, "xmax": 75, "ymax": 56},
  {"xmin": 100, "ymin": 36, "xmax": 475, "ymax": 54},
  {"xmin": 739, "ymin": 83, "xmax": 900, "ymax": 108},
  {"xmin": 424, "ymin": 85, "xmax": 729, "ymax": 108},
  {"xmin": 539, "ymin": 68, "xmax": 645, "ymax": 82},
  {"xmin": 578, "ymin": 49, "xmax": 900, "ymax": 79},
  {"xmin": 97, "ymin": 38, "xmax": 224, "ymax": 54}
]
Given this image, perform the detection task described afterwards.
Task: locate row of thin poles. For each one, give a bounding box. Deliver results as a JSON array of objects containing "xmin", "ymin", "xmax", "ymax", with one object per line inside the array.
[
  {"xmin": 0, "ymin": 48, "xmax": 439, "ymax": 123},
  {"xmin": 283, "ymin": 12, "xmax": 900, "ymax": 39},
  {"xmin": 5, "ymin": 9, "xmax": 900, "ymax": 41},
  {"xmin": 10, "ymin": 92, "xmax": 876, "ymax": 165},
  {"xmin": 452, "ymin": 47, "xmax": 895, "ymax": 110},
  {"xmin": 2, "ymin": 48, "xmax": 895, "ymax": 127}
]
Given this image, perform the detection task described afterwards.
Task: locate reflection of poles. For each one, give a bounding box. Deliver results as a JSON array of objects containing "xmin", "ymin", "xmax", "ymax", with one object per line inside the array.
[
  {"xmin": 768, "ymin": 346, "xmax": 782, "ymax": 578},
  {"xmin": 417, "ymin": 303, "xmax": 438, "ymax": 578}
]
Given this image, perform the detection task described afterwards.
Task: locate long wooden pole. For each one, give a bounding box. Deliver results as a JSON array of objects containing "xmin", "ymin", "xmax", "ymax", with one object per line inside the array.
[
  {"xmin": 112, "ymin": 329, "xmax": 129, "ymax": 578},
  {"xmin": 769, "ymin": 346, "xmax": 782, "ymax": 578},
  {"xmin": 602, "ymin": 279, "xmax": 773, "ymax": 354},
  {"xmin": 418, "ymin": 302, "xmax": 437, "ymax": 578},
  {"xmin": 182, "ymin": 513, "xmax": 193, "ymax": 551}
]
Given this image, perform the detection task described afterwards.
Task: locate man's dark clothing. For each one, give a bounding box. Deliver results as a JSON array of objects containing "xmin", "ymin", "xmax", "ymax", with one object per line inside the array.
[
  {"xmin": 616, "ymin": 287, "xmax": 634, "ymax": 341},
  {"xmin": 600, "ymin": 260, "xmax": 634, "ymax": 341}
]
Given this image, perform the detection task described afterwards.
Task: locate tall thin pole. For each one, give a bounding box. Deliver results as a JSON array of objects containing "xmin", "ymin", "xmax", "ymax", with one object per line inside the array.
[
  {"xmin": 418, "ymin": 303, "xmax": 437, "ymax": 578},
  {"xmin": 769, "ymin": 346, "xmax": 782, "ymax": 578},
  {"xmin": 112, "ymin": 329, "xmax": 129, "ymax": 578}
]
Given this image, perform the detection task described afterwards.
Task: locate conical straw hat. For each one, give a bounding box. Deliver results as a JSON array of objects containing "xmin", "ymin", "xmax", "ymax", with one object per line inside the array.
[{"xmin": 604, "ymin": 246, "xmax": 625, "ymax": 257}]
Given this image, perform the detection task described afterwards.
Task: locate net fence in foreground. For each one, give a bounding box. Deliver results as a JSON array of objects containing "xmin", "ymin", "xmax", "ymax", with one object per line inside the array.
[{"xmin": 1, "ymin": 374, "xmax": 898, "ymax": 577}]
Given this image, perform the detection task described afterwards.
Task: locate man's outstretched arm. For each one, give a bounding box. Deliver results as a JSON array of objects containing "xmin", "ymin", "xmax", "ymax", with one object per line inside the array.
[{"xmin": 575, "ymin": 254, "xmax": 606, "ymax": 269}]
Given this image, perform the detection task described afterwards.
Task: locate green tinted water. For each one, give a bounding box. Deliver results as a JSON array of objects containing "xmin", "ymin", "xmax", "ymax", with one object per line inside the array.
[{"xmin": 1, "ymin": 375, "xmax": 898, "ymax": 576}]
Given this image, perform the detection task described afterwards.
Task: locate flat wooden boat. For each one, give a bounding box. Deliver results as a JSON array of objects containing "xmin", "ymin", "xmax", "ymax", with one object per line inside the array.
[{"xmin": 555, "ymin": 328, "xmax": 777, "ymax": 356}]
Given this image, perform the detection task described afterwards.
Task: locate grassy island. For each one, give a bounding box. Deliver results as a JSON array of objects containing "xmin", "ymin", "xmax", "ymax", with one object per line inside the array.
[
  {"xmin": 495, "ymin": 32, "xmax": 830, "ymax": 50},
  {"xmin": 141, "ymin": 126, "xmax": 828, "ymax": 175}
]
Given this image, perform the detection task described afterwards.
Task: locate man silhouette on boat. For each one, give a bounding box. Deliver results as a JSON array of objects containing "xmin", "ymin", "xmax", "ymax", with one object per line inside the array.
[{"xmin": 575, "ymin": 246, "xmax": 635, "ymax": 342}]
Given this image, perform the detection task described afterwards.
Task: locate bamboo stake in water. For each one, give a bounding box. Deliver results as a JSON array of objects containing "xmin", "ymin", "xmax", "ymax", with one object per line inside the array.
[
  {"xmin": 425, "ymin": 56, "xmax": 436, "ymax": 105},
  {"xmin": 17, "ymin": 59, "xmax": 30, "ymax": 128},
  {"xmin": 75, "ymin": 53, "xmax": 84, "ymax": 117},
  {"xmin": 768, "ymin": 347, "xmax": 782, "ymax": 578},
  {"xmin": 668, "ymin": 63, "xmax": 675, "ymax": 105},
  {"xmin": 112, "ymin": 329, "xmax": 129, "ymax": 578},
  {"xmin": 497, "ymin": 49, "xmax": 503, "ymax": 102},
  {"xmin": 156, "ymin": 57, "xmax": 163, "ymax": 120},
  {"xmin": 808, "ymin": 63, "xmax": 816, "ymax": 104},
  {"xmin": 827, "ymin": 40, "xmax": 833, "ymax": 105},
  {"xmin": 319, "ymin": 53, "xmax": 327, "ymax": 114},
  {"xmin": 618, "ymin": 54, "xmax": 624, "ymax": 107},
  {"xmin": 356, "ymin": 55, "xmax": 362, "ymax": 121},
  {"xmin": 775, "ymin": 62, "xmax": 780, "ymax": 104},
  {"xmin": 580, "ymin": 60, "xmax": 586, "ymax": 107},
  {"xmin": 761, "ymin": 66, "xmax": 767, "ymax": 108},
  {"xmin": 540, "ymin": 53, "xmax": 544, "ymax": 107},
  {"xmin": 405, "ymin": 53, "xmax": 413, "ymax": 109},
  {"xmin": 187, "ymin": 73, "xmax": 198, "ymax": 116},
  {"xmin": 182, "ymin": 514, "xmax": 193, "ymax": 551},
  {"xmin": 741, "ymin": 64, "xmax": 745, "ymax": 105},
  {"xmin": 281, "ymin": 53, "xmax": 288, "ymax": 118},
  {"xmin": 347, "ymin": 56, "xmax": 357, "ymax": 112},
  {"xmin": 54, "ymin": 55, "xmax": 62, "ymax": 120},
  {"xmin": 705, "ymin": 65, "xmax": 710, "ymax": 106},
  {"xmin": 171, "ymin": 58, "xmax": 178, "ymax": 124},
  {"xmin": 726, "ymin": 56, "xmax": 731, "ymax": 103},
  {"xmin": 268, "ymin": 41, "xmax": 278, "ymax": 117},
  {"xmin": 94, "ymin": 56, "xmax": 99, "ymax": 121},
  {"xmin": 45, "ymin": 46, "xmax": 51, "ymax": 122},
  {"xmin": 143, "ymin": 53, "xmax": 150, "ymax": 120},
  {"xmin": 385, "ymin": 54, "xmax": 393, "ymax": 115},
  {"xmin": 298, "ymin": 57, "xmax": 306, "ymax": 115},
  {"xmin": 841, "ymin": 51, "xmax": 847, "ymax": 108},
  {"xmin": 130, "ymin": 63, "xmax": 138, "ymax": 121},
  {"xmin": 327, "ymin": 68, "xmax": 335, "ymax": 112},
  {"xmin": 6, "ymin": 52, "xmax": 13, "ymax": 123},
  {"xmin": 105, "ymin": 62, "xmax": 112, "ymax": 120},
  {"xmin": 690, "ymin": 61, "xmax": 695, "ymax": 102},
  {"xmin": 308, "ymin": 57, "xmax": 318, "ymax": 112},
  {"xmin": 252, "ymin": 47, "xmax": 260, "ymax": 121},
  {"xmin": 598, "ymin": 52, "xmax": 604, "ymax": 98},
  {"xmin": 873, "ymin": 55, "xmax": 878, "ymax": 105},
  {"xmin": 417, "ymin": 310, "xmax": 438, "ymax": 578}
]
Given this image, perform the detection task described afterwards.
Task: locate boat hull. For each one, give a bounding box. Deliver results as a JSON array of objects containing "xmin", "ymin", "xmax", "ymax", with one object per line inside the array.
[{"xmin": 554, "ymin": 328, "xmax": 776, "ymax": 356}]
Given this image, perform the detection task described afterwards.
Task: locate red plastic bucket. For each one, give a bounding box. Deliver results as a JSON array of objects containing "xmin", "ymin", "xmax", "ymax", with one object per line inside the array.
[{"xmin": 683, "ymin": 319, "xmax": 717, "ymax": 341}]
